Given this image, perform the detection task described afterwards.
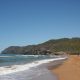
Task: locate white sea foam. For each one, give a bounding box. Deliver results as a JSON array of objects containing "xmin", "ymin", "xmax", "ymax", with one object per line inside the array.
[
  {"xmin": 0, "ymin": 57, "xmax": 66, "ymax": 75},
  {"xmin": 0, "ymin": 56, "xmax": 13, "ymax": 58}
]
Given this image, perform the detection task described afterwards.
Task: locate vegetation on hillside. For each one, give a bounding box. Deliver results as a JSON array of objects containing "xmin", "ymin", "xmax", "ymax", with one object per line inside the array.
[{"xmin": 1, "ymin": 38, "xmax": 80, "ymax": 55}]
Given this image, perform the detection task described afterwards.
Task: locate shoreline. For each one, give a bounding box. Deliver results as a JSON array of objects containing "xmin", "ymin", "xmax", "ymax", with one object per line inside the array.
[
  {"xmin": 50, "ymin": 55, "xmax": 80, "ymax": 80},
  {"xmin": 0, "ymin": 56, "xmax": 66, "ymax": 75},
  {"xmin": 0, "ymin": 56, "xmax": 66, "ymax": 80}
]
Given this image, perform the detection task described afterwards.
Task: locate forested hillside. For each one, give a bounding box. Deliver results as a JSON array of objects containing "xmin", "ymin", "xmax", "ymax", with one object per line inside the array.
[{"xmin": 1, "ymin": 38, "xmax": 80, "ymax": 55}]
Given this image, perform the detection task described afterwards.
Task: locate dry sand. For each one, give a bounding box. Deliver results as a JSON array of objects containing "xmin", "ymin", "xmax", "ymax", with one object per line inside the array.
[{"xmin": 51, "ymin": 55, "xmax": 80, "ymax": 80}]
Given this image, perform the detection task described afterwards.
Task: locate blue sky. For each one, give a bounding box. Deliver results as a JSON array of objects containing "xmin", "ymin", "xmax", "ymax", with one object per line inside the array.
[{"xmin": 0, "ymin": 0, "xmax": 80, "ymax": 52}]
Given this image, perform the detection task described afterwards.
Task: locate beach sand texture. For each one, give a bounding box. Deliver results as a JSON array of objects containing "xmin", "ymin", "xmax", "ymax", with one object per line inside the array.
[{"xmin": 52, "ymin": 55, "xmax": 80, "ymax": 80}]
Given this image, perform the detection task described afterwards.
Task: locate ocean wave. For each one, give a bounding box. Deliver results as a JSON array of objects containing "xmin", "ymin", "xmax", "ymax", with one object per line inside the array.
[{"xmin": 0, "ymin": 57, "xmax": 66, "ymax": 75}]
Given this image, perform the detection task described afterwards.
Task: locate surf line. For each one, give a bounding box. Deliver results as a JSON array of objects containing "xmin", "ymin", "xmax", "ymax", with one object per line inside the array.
[{"xmin": 0, "ymin": 57, "xmax": 66, "ymax": 75}]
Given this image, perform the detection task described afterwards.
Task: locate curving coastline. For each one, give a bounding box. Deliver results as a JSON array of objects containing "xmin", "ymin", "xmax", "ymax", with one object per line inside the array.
[{"xmin": 0, "ymin": 56, "xmax": 67, "ymax": 80}]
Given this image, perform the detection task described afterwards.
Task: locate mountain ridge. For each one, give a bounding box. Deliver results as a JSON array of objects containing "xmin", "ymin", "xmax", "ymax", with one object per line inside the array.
[{"xmin": 1, "ymin": 38, "xmax": 80, "ymax": 55}]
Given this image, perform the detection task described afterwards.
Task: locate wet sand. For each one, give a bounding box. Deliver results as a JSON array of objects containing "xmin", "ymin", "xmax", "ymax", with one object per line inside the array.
[
  {"xmin": 51, "ymin": 55, "xmax": 80, "ymax": 80},
  {"xmin": 0, "ymin": 57, "xmax": 66, "ymax": 80}
]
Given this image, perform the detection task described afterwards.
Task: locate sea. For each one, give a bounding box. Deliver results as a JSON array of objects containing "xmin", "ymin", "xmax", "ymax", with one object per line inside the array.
[{"xmin": 0, "ymin": 54, "xmax": 66, "ymax": 80}]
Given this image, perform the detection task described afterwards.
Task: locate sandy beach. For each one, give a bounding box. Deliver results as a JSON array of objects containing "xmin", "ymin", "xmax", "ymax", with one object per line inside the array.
[{"xmin": 51, "ymin": 55, "xmax": 80, "ymax": 80}]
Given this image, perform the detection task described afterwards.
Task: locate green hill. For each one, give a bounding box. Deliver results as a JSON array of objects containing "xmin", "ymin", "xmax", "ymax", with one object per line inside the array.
[{"xmin": 1, "ymin": 38, "xmax": 80, "ymax": 55}]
